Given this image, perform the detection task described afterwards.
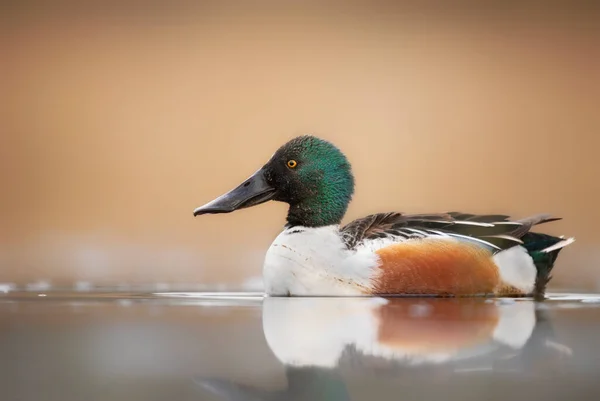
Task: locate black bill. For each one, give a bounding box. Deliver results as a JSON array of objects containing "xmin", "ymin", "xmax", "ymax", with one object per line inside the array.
[{"xmin": 193, "ymin": 168, "xmax": 276, "ymax": 216}]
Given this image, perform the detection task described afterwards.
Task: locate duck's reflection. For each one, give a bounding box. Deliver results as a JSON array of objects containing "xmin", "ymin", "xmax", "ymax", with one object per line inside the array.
[
  {"xmin": 263, "ymin": 297, "xmax": 540, "ymax": 368},
  {"xmin": 197, "ymin": 297, "xmax": 571, "ymax": 400}
]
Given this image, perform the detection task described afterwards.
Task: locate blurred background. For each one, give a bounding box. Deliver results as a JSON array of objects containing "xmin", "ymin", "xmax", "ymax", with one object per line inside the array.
[{"xmin": 2, "ymin": 0, "xmax": 599, "ymax": 293}]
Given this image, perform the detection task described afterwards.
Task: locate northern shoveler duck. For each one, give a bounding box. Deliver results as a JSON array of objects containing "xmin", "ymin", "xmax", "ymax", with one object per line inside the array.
[{"xmin": 193, "ymin": 135, "xmax": 574, "ymax": 298}]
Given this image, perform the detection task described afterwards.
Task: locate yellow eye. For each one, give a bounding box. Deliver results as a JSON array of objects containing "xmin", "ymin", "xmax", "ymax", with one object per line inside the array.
[{"xmin": 287, "ymin": 160, "xmax": 297, "ymax": 168}]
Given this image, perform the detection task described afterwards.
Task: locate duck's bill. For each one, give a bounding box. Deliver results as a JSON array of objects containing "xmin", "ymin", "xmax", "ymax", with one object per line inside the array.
[{"xmin": 193, "ymin": 168, "xmax": 276, "ymax": 216}]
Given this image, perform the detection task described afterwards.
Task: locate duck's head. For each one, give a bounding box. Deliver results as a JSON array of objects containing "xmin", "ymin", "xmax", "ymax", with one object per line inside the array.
[{"xmin": 193, "ymin": 135, "xmax": 354, "ymax": 227}]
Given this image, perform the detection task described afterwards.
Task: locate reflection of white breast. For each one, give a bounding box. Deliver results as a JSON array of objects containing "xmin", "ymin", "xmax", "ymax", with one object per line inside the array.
[
  {"xmin": 262, "ymin": 297, "xmax": 387, "ymax": 367},
  {"xmin": 262, "ymin": 297, "xmax": 537, "ymax": 369},
  {"xmin": 262, "ymin": 226, "xmax": 380, "ymax": 296}
]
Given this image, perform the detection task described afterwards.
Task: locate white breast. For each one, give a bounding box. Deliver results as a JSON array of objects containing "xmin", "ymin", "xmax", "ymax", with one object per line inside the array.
[{"xmin": 262, "ymin": 226, "xmax": 381, "ymax": 296}]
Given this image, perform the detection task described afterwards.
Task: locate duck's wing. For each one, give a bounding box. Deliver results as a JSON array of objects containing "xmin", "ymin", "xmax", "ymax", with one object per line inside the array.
[
  {"xmin": 340, "ymin": 212, "xmax": 452, "ymax": 249},
  {"xmin": 340, "ymin": 211, "xmax": 561, "ymax": 252}
]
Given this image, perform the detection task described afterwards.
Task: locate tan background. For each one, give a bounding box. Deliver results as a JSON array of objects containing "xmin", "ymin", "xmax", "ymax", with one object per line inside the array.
[{"xmin": 2, "ymin": 1, "xmax": 599, "ymax": 292}]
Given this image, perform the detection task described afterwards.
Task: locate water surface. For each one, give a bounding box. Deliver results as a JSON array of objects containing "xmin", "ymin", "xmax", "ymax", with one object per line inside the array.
[{"xmin": 2, "ymin": 292, "xmax": 600, "ymax": 400}]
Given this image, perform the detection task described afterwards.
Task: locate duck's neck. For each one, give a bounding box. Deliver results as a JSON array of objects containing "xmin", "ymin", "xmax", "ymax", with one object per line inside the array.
[{"xmin": 286, "ymin": 200, "xmax": 346, "ymax": 228}]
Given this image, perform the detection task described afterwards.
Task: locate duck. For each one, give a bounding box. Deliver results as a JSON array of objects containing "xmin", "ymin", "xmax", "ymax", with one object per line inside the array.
[{"xmin": 193, "ymin": 135, "xmax": 574, "ymax": 298}]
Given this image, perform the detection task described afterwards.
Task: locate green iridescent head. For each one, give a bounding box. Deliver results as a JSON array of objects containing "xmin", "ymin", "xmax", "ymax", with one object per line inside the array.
[{"xmin": 193, "ymin": 135, "xmax": 355, "ymax": 227}]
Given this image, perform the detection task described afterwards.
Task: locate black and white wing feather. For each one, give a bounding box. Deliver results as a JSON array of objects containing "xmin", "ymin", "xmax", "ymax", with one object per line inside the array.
[{"xmin": 340, "ymin": 211, "xmax": 561, "ymax": 252}]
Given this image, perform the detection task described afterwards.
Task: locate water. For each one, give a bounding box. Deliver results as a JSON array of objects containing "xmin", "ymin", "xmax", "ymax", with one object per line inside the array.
[{"xmin": 2, "ymin": 292, "xmax": 600, "ymax": 401}]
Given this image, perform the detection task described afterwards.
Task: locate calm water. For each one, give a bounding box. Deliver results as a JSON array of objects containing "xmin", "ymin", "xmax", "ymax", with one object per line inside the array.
[{"xmin": 2, "ymin": 292, "xmax": 600, "ymax": 401}]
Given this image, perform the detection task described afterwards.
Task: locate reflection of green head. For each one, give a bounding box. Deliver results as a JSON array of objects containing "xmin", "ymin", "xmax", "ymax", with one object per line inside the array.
[
  {"xmin": 195, "ymin": 366, "xmax": 350, "ymax": 401},
  {"xmin": 285, "ymin": 367, "xmax": 350, "ymax": 400}
]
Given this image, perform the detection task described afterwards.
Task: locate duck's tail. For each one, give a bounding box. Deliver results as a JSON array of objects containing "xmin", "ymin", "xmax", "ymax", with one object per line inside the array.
[{"xmin": 520, "ymin": 232, "xmax": 575, "ymax": 299}]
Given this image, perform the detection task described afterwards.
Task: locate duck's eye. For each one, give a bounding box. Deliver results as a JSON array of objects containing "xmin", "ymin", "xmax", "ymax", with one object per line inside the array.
[{"xmin": 286, "ymin": 160, "xmax": 297, "ymax": 169}]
